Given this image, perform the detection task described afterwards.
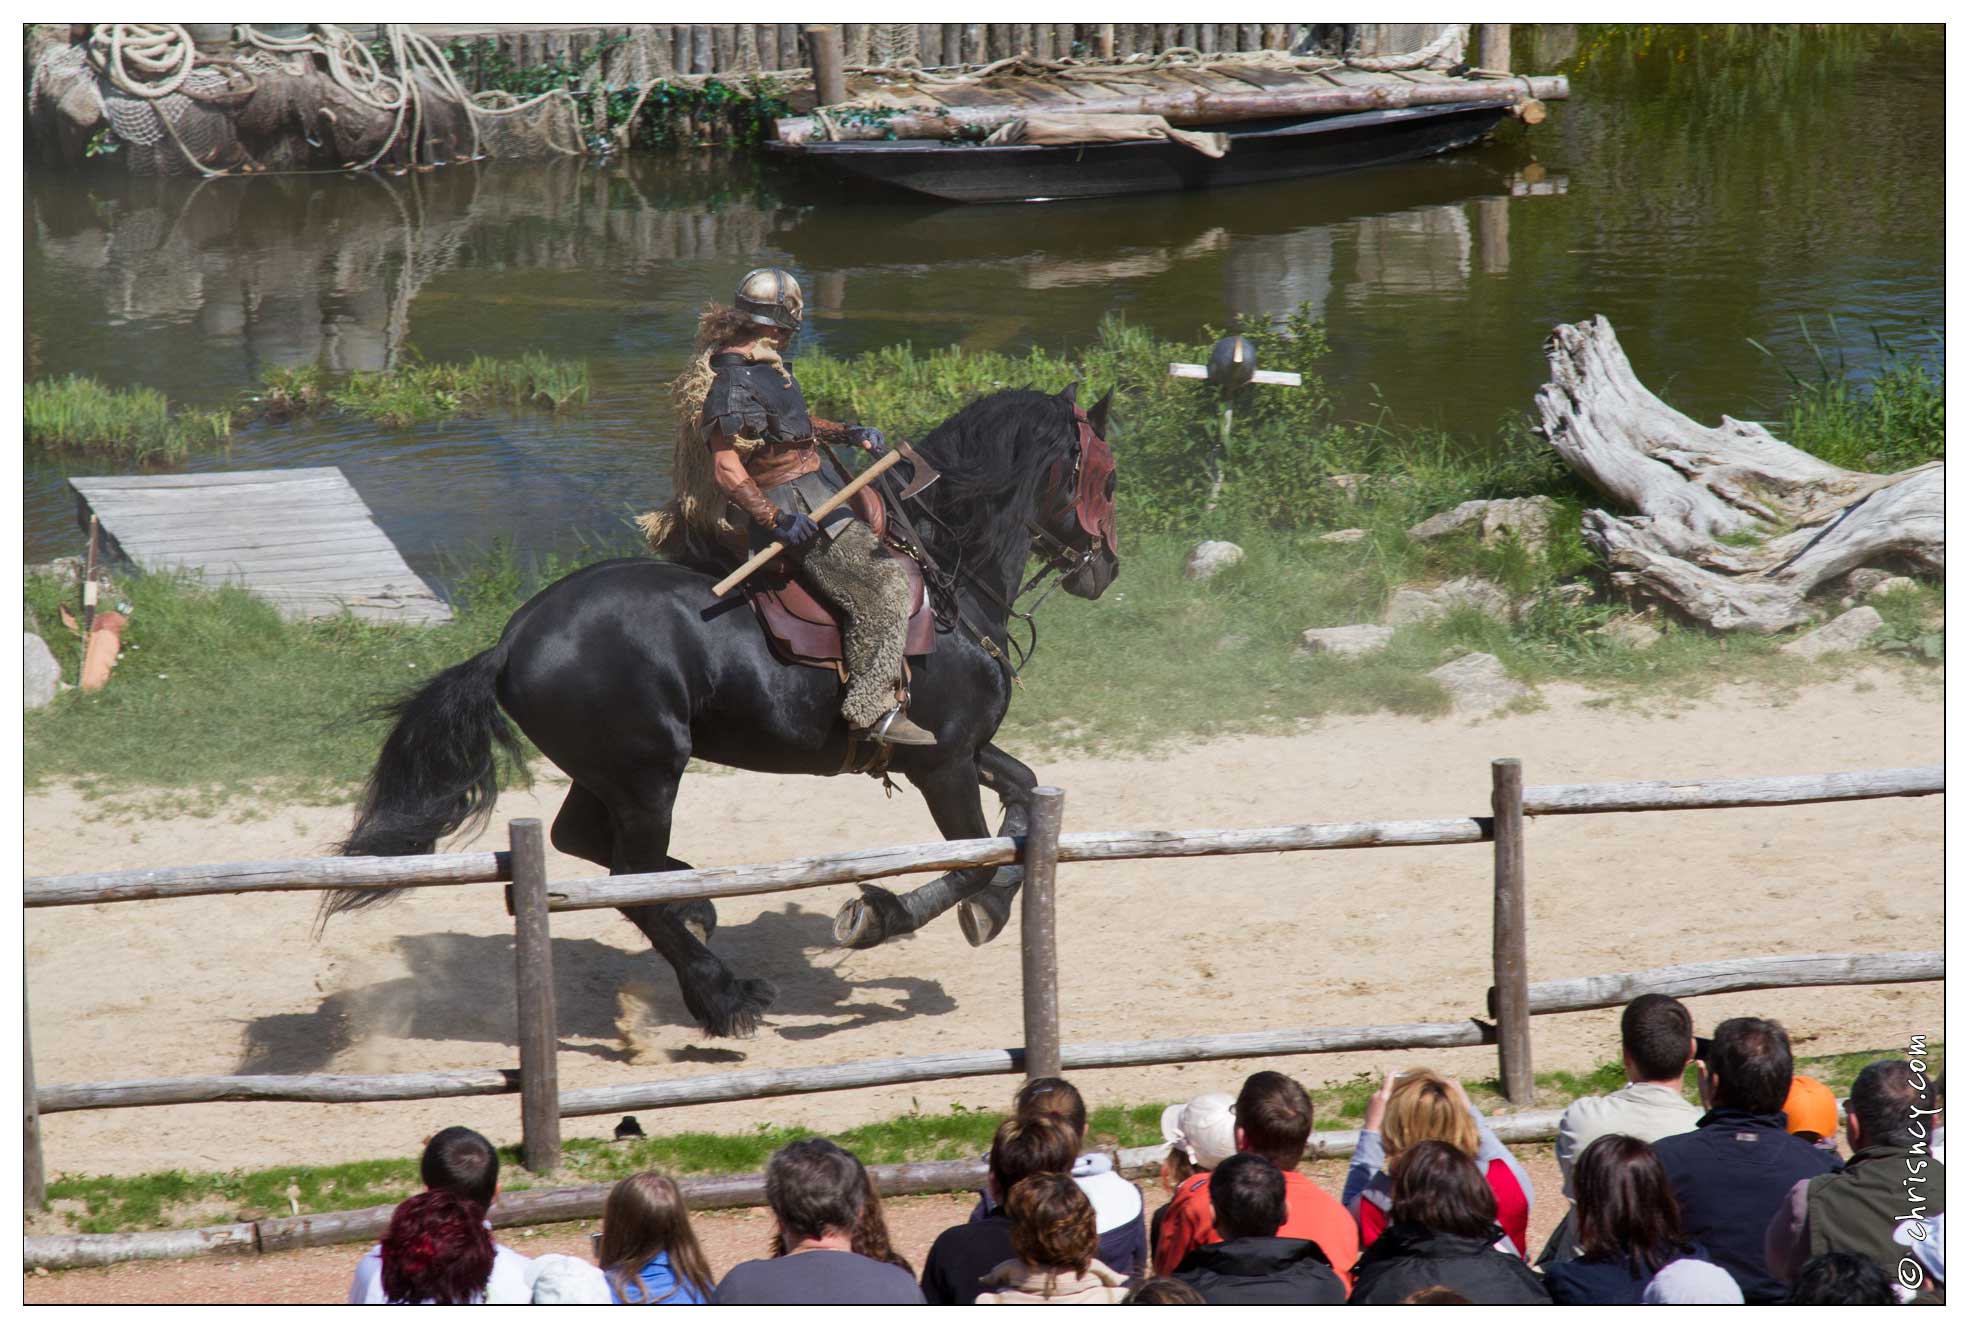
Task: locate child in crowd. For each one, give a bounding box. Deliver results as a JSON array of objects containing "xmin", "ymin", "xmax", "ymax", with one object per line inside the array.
[{"xmin": 596, "ymin": 1172, "xmax": 716, "ymax": 1304}]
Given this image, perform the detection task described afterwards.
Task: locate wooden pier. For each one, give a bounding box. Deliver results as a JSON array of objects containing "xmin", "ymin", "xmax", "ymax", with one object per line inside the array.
[{"xmin": 68, "ymin": 469, "xmax": 452, "ymax": 626}]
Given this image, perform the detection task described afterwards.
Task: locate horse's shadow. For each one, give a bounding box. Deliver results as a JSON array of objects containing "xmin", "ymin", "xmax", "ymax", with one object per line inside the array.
[{"xmin": 237, "ymin": 901, "xmax": 957, "ymax": 1076}]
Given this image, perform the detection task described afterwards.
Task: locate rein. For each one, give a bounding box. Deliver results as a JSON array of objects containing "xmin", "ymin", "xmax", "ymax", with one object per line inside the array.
[{"xmin": 853, "ymin": 432, "xmax": 1095, "ymax": 679}]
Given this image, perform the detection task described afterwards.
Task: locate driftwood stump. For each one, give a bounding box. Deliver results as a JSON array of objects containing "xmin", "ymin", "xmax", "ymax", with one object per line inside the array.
[{"xmin": 1535, "ymin": 317, "xmax": 1942, "ymax": 633}]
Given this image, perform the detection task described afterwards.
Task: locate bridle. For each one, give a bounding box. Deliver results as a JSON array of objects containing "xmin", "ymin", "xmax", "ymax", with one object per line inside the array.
[{"xmin": 872, "ymin": 407, "xmax": 1113, "ymax": 678}]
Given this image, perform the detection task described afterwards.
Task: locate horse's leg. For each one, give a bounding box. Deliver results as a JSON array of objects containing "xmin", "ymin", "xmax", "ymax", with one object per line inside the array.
[
  {"xmin": 959, "ymin": 743, "xmax": 1040, "ymax": 947},
  {"xmin": 609, "ymin": 778, "xmax": 770, "ymax": 1037},
  {"xmin": 832, "ymin": 752, "xmax": 1007, "ymax": 949},
  {"xmin": 557, "ymin": 781, "xmax": 716, "ymax": 944}
]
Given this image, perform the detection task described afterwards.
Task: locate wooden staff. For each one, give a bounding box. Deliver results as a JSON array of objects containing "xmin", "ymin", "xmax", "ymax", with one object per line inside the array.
[{"xmin": 710, "ymin": 449, "xmax": 905, "ymax": 597}]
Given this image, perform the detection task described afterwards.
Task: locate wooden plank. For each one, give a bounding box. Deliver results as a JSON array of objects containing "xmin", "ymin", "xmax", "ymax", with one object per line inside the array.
[
  {"xmin": 1523, "ymin": 767, "xmax": 1942, "ymax": 814},
  {"xmin": 510, "ymin": 820, "xmax": 562, "ymax": 1174},
  {"xmin": 23, "ymin": 1224, "xmax": 260, "ymax": 1269},
  {"xmin": 26, "ymin": 851, "xmax": 507, "ymax": 908},
  {"xmin": 1491, "ymin": 758, "xmax": 1534, "ymax": 1104},
  {"xmin": 1020, "ymin": 789, "xmax": 1064, "ymax": 1083},
  {"xmin": 547, "ymin": 818, "xmax": 1491, "ymax": 912},
  {"xmin": 72, "ymin": 467, "xmax": 450, "ymax": 625},
  {"xmin": 1506, "ymin": 952, "xmax": 1945, "ymax": 1017},
  {"xmin": 25, "ymin": 987, "xmax": 45, "ymax": 1213},
  {"xmin": 39, "ymin": 1069, "xmax": 520, "ymax": 1114},
  {"xmin": 558, "ymin": 1019, "xmax": 1493, "ymax": 1118}
]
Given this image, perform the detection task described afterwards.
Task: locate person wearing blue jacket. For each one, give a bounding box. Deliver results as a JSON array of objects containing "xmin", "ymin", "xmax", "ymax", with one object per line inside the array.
[
  {"xmin": 1651, "ymin": 1018, "xmax": 1838, "ymax": 1303},
  {"xmin": 594, "ymin": 1172, "xmax": 716, "ymax": 1305}
]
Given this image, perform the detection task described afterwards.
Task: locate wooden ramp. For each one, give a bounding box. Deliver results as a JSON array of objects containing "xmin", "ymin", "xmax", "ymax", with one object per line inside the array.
[{"xmin": 69, "ymin": 468, "xmax": 452, "ymax": 626}]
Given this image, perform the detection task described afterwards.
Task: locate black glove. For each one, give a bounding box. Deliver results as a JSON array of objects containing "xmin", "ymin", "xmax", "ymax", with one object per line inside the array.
[
  {"xmin": 773, "ymin": 509, "xmax": 821, "ymax": 548},
  {"xmin": 848, "ymin": 425, "xmax": 887, "ymax": 455}
]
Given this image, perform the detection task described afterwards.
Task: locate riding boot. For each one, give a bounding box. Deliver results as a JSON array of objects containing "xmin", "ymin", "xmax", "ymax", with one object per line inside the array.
[{"xmin": 796, "ymin": 519, "xmax": 934, "ymax": 746}]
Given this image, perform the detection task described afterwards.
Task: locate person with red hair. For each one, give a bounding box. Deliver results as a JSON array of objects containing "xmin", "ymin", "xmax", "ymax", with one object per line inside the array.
[{"xmin": 380, "ymin": 1190, "xmax": 497, "ymax": 1305}]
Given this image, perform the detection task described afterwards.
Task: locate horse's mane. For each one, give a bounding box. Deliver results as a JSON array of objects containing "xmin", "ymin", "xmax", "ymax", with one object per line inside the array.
[{"xmin": 908, "ymin": 388, "xmax": 1077, "ymax": 567}]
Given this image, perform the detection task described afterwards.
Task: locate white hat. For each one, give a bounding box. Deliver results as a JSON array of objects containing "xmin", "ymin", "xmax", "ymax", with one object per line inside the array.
[
  {"xmin": 1642, "ymin": 1259, "xmax": 1745, "ymax": 1304},
  {"xmin": 1160, "ymin": 1092, "xmax": 1238, "ymax": 1170},
  {"xmin": 526, "ymin": 1253, "xmax": 615, "ymax": 1305}
]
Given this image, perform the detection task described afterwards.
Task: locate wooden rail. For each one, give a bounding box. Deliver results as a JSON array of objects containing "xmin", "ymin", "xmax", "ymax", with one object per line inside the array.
[{"xmin": 1496, "ymin": 951, "xmax": 1946, "ymax": 1018}]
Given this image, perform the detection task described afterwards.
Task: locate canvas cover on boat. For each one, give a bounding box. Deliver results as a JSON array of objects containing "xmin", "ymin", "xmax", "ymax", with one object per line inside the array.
[{"xmin": 982, "ymin": 113, "xmax": 1228, "ymax": 158}]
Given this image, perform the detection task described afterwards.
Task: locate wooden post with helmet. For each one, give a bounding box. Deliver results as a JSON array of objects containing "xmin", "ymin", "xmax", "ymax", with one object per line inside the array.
[{"xmin": 1166, "ymin": 335, "xmax": 1304, "ymax": 510}]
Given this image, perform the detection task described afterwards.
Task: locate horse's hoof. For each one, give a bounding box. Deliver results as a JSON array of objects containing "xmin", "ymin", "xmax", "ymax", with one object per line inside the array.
[
  {"xmin": 959, "ymin": 896, "xmax": 1010, "ymax": 947},
  {"xmin": 832, "ymin": 883, "xmax": 910, "ymax": 949},
  {"xmin": 675, "ymin": 898, "xmax": 717, "ymax": 945},
  {"xmin": 694, "ymin": 977, "xmax": 776, "ymax": 1039},
  {"xmin": 958, "ymin": 869, "xmax": 1020, "ymax": 947}
]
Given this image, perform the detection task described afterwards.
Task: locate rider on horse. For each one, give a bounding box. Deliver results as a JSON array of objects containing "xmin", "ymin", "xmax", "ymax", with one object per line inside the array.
[{"xmin": 645, "ymin": 267, "xmax": 936, "ymax": 748}]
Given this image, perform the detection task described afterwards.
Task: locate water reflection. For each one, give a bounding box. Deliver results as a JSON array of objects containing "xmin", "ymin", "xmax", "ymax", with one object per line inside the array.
[{"xmin": 21, "ymin": 25, "xmax": 1943, "ymax": 567}]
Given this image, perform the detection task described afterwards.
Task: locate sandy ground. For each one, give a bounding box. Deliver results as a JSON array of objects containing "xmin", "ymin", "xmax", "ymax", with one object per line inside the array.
[
  {"xmin": 25, "ymin": 669, "xmax": 1943, "ymax": 1185},
  {"xmin": 26, "ymin": 1155, "xmax": 1564, "ymax": 1303}
]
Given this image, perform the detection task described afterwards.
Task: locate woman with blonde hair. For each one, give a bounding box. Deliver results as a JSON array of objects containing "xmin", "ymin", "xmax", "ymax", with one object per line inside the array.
[
  {"xmin": 1342, "ymin": 1068, "xmax": 1534, "ymax": 1258},
  {"xmin": 976, "ymin": 1173, "xmax": 1129, "ymax": 1304},
  {"xmin": 595, "ymin": 1172, "xmax": 717, "ymax": 1304}
]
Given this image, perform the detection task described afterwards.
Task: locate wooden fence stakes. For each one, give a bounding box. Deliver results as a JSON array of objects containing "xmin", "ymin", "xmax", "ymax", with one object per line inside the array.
[
  {"xmin": 510, "ymin": 819, "xmax": 561, "ymax": 1174},
  {"xmin": 1491, "ymin": 758, "xmax": 1535, "ymax": 1104},
  {"xmin": 26, "ymin": 982, "xmax": 47, "ymax": 1212},
  {"xmin": 1021, "ymin": 787, "xmax": 1065, "ymax": 1082}
]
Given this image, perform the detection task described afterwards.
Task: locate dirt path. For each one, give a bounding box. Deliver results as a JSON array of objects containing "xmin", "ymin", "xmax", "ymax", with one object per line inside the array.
[
  {"xmin": 28, "ymin": 1155, "xmax": 1566, "ymax": 1303},
  {"xmin": 26, "ymin": 670, "xmax": 1942, "ymax": 1184}
]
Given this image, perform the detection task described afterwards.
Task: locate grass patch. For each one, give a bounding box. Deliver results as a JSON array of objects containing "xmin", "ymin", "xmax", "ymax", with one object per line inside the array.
[
  {"xmin": 1750, "ymin": 319, "xmax": 1945, "ymax": 473},
  {"xmin": 44, "ymin": 1045, "xmax": 1933, "ymax": 1235},
  {"xmin": 252, "ymin": 352, "xmax": 590, "ymax": 427},
  {"xmin": 22, "ymin": 538, "xmax": 627, "ymax": 806},
  {"xmin": 26, "ymin": 374, "xmax": 232, "ymax": 462}
]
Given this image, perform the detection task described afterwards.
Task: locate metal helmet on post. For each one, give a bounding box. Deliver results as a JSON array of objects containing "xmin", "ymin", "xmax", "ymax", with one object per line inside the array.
[{"xmin": 733, "ymin": 266, "xmax": 805, "ymax": 333}]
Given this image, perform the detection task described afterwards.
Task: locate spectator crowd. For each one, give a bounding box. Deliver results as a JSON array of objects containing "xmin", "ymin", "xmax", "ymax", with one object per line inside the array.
[{"xmin": 350, "ymin": 997, "xmax": 1943, "ymax": 1305}]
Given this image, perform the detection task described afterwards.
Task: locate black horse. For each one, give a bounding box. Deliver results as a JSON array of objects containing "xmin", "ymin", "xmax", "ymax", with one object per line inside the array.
[{"xmin": 326, "ymin": 384, "xmax": 1120, "ymax": 1037}]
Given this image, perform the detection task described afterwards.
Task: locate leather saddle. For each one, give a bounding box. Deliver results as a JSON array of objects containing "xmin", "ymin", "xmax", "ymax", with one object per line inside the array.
[{"xmin": 742, "ymin": 485, "xmax": 937, "ymax": 673}]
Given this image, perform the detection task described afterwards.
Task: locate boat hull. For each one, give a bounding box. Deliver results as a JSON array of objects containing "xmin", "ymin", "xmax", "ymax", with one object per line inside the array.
[{"xmin": 766, "ymin": 102, "xmax": 1514, "ymax": 204}]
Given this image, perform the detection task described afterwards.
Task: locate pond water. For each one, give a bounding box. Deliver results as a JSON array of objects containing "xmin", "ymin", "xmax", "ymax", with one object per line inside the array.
[{"xmin": 22, "ymin": 24, "xmax": 1944, "ymax": 575}]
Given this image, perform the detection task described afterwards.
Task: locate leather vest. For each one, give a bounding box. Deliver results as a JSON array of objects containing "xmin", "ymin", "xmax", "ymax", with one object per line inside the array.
[{"xmin": 699, "ymin": 352, "xmax": 814, "ymax": 446}]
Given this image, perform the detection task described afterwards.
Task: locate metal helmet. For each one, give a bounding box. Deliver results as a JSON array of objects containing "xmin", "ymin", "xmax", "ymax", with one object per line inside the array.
[{"xmin": 733, "ymin": 266, "xmax": 804, "ymax": 333}]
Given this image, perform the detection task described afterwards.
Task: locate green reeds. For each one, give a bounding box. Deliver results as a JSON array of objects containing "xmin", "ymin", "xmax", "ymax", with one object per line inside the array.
[
  {"xmin": 256, "ymin": 353, "xmax": 590, "ymax": 426},
  {"xmin": 25, "ymin": 374, "xmax": 231, "ymax": 462}
]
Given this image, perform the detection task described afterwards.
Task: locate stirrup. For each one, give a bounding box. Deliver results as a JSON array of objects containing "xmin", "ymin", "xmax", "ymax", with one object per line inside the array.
[{"xmin": 860, "ymin": 706, "xmax": 937, "ymax": 747}]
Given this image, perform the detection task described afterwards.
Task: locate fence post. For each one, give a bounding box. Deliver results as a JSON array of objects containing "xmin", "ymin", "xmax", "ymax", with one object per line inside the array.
[
  {"xmin": 804, "ymin": 24, "xmax": 846, "ymax": 106},
  {"xmin": 510, "ymin": 819, "xmax": 562, "ymax": 1173},
  {"xmin": 1020, "ymin": 787, "xmax": 1065, "ymax": 1082},
  {"xmin": 1491, "ymin": 759, "xmax": 1535, "ymax": 1104},
  {"xmin": 25, "ymin": 980, "xmax": 46, "ymax": 1212}
]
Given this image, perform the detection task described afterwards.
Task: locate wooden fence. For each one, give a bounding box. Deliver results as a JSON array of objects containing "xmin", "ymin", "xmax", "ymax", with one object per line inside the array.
[
  {"xmin": 22, "ymin": 761, "xmax": 1942, "ymax": 1269},
  {"xmin": 390, "ymin": 22, "xmax": 1505, "ymax": 88}
]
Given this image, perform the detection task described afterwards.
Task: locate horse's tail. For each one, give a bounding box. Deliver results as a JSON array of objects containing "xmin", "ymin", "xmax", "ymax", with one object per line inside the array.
[{"xmin": 319, "ymin": 643, "xmax": 526, "ymax": 928}]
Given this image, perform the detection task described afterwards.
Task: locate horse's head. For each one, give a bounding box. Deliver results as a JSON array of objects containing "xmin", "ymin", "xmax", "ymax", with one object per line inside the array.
[{"xmin": 1034, "ymin": 383, "xmax": 1121, "ymax": 599}]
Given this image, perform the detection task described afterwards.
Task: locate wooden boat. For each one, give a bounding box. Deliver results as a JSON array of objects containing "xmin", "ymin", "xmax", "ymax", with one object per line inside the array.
[{"xmin": 766, "ymin": 99, "xmax": 1513, "ymax": 204}]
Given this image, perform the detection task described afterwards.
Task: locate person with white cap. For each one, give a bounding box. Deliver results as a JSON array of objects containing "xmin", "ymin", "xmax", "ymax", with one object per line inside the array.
[
  {"xmin": 1642, "ymin": 1257, "xmax": 1746, "ymax": 1304},
  {"xmin": 524, "ymin": 1253, "xmax": 615, "ymax": 1305},
  {"xmin": 1153, "ymin": 1073, "xmax": 1361, "ymax": 1291},
  {"xmin": 1150, "ymin": 1092, "xmax": 1239, "ymax": 1259}
]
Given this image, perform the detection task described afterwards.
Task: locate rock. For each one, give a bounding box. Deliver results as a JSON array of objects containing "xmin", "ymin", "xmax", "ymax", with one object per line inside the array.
[
  {"xmin": 1383, "ymin": 576, "xmax": 1511, "ymax": 627},
  {"xmin": 1384, "ymin": 587, "xmax": 1447, "ymax": 627},
  {"xmin": 1184, "ymin": 540, "xmax": 1245, "ymax": 582},
  {"xmin": 1295, "ymin": 624, "xmax": 1394, "ymax": 659},
  {"xmin": 24, "ymin": 633, "xmax": 61, "ymax": 710},
  {"xmin": 1835, "ymin": 568, "xmax": 1896, "ymax": 599},
  {"xmin": 1428, "ymin": 652, "xmax": 1531, "ymax": 714},
  {"xmin": 1318, "ymin": 528, "xmax": 1367, "ymax": 544},
  {"xmin": 1406, "ymin": 500, "xmax": 1490, "ymax": 542},
  {"xmin": 1866, "ymin": 576, "xmax": 1919, "ymax": 601},
  {"xmin": 1780, "ymin": 606, "xmax": 1885, "ymax": 659},
  {"xmin": 1592, "ymin": 614, "xmax": 1662, "ymax": 649},
  {"xmin": 1324, "ymin": 473, "xmax": 1371, "ymax": 500},
  {"xmin": 1406, "ymin": 496, "xmax": 1560, "ymax": 552}
]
